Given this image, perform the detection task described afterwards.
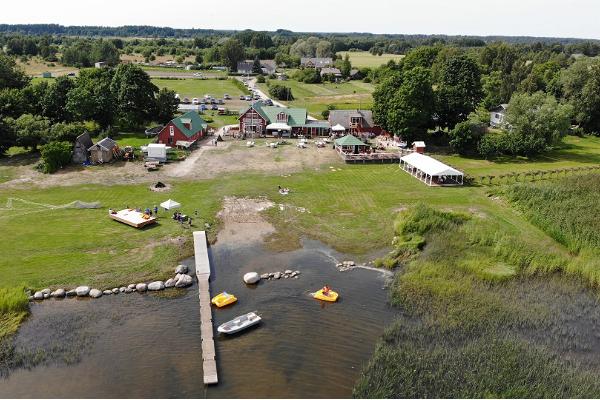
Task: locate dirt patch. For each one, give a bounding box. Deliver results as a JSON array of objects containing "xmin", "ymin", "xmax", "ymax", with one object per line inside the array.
[
  {"xmin": 149, "ymin": 181, "xmax": 172, "ymax": 192},
  {"xmin": 216, "ymin": 197, "xmax": 275, "ymax": 245},
  {"xmin": 0, "ymin": 138, "xmax": 341, "ymax": 189}
]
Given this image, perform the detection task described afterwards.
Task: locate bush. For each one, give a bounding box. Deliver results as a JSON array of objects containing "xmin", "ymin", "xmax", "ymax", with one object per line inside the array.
[
  {"xmin": 256, "ymin": 75, "xmax": 266, "ymax": 83},
  {"xmin": 449, "ymin": 119, "xmax": 486, "ymax": 155},
  {"xmin": 39, "ymin": 141, "xmax": 72, "ymax": 173},
  {"xmin": 292, "ymin": 68, "xmax": 321, "ymax": 83},
  {"xmin": 268, "ymin": 84, "xmax": 294, "ymax": 101}
]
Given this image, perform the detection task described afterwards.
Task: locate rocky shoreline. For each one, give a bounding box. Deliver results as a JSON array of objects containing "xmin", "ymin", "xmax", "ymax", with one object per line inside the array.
[{"xmin": 29, "ymin": 265, "xmax": 194, "ymax": 302}]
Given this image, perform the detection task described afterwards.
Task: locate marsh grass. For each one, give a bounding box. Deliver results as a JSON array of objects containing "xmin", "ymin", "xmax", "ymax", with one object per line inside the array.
[{"xmin": 356, "ymin": 203, "xmax": 600, "ymax": 398}]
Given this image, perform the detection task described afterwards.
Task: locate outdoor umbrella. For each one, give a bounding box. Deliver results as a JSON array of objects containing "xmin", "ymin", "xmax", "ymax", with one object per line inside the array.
[{"xmin": 160, "ymin": 199, "xmax": 181, "ymax": 210}]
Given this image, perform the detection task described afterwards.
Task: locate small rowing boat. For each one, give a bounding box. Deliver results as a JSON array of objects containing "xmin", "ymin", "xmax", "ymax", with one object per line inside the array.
[{"xmin": 217, "ymin": 311, "xmax": 261, "ymax": 334}]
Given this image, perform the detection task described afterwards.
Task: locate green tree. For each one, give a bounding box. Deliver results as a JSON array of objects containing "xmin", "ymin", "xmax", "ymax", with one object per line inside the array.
[
  {"xmin": 91, "ymin": 40, "xmax": 120, "ymax": 66},
  {"xmin": 561, "ymin": 58, "xmax": 600, "ymax": 134},
  {"xmin": 39, "ymin": 141, "xmax": 73, "ymax": 173},
  {"xmin": 340, "ymin": 54, "xmax": 352, "ymax": 78},
  {"xmin": 0, "ymin": 88, "xmax": 28, "ymax": 119},
  {"xmin": 385, "ymin": 67, "xmax": 435, "ymax": 142},
  {"xmin": 8, "ymin": 113, "xmax": 51, "ymax": 150},
  {"xmin": 436, "ymin": 55, "xmax": 483, "ymax": 129},
  {"xmin": 0, "ymin": 54, "xmax": 30, "ymax": 89},
  {"xmin": 66, "ymin": 68, "xmax": 116, "ymax": 128},
  {"xmin": 0, "ymin": 119, "xmax": 17, "ymax": 154},
  {"xmin": 402, "ymin": 46, "xmax": 440, "ymax": 71},
  {"xmin": 252, "ymin": 56, "xmax": 262, "ymax": 74},
  {"xmin": 110, "ymin": 64, "xmax": 158, "ymax": 128},
  {"xmin": 449, "ymin": 117, "xmax": 487, "ymax": 155},
  {"xmin": 481, "ymin": 71, "xmax": 505, "ymax": 110},
  {"xmin": 220, "ymin": 38, "xmax": 245, "ymax": 71},
  {"xmin": 48, "ymin": 122, "xmax": 86, "ymax": 143},
  {"xmin": 155, "ymin": 88, "xmax": 179, "ymax": 123},
  {"xmin": 372, "ymin": 71, "xmax": 403, "ymax": 129},
  {"xmin": 268, "ymin": 84, "xmax": 294, "ymax": 101},
  {"xmin": 40, "ymin": 76, "xmax": 75, "ymax": 123}
]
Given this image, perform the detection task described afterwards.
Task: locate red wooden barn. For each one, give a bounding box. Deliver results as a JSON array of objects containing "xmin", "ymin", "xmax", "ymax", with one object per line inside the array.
[{"xmin": 157, "ymin": 111, "xmax": 208, "ymax": 146}]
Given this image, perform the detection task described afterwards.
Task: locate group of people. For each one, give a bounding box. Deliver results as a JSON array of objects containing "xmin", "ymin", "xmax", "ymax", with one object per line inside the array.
[{"xmin": 172, "ymin": 211, "xmax": 193, "ymax": 227}]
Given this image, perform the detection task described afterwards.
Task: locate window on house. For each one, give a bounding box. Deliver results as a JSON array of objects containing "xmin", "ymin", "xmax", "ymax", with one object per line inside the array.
[
  {"xmin": 169, "ymin": 126, "xmax": 175, "ymax": 136},
  {"xmin": 168, "ymin": 137, "xmax": 173, "ymax": 144},
  {"xmin": 277, "ymin": 112, "xmax": 288, "ymax": 122},
  {"xmin": 351, "ymin": 117, "xmax": 362, "ymax": 125}
]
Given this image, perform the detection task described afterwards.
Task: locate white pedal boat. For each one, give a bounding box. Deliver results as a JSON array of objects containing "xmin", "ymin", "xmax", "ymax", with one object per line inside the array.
[{"xmin": 217, "ymin": 311, "xmax": 261, "ymax": 334}]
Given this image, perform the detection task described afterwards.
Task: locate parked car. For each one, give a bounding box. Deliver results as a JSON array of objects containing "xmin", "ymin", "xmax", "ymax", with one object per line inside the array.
[
  {"xmin": 211, "ymin": 104, "xmax": 218, "ymax": 110},
  {"xmin": 218, "ymin": 107, "xmax": 226, "ymax": 115},
  {"xmin": 192, "ymin": 98, "xmax": 199, "ymax": 105},
  {"xmin": 264, "ymin": 99, "xmax": 273, "ymax": 106},
  {"xmin": 182, "ymin": 97, "xmax": 190, "ymax": 104},
  {"xmin": 200, "ymin": 104, "xmax": 207, "ymax": 111},
  {"xmin": 200, "ymin": 99, "xmax": 206, "ymax": 104},
  {"xmin": 224, "ymin": 94, "xmax": 231, "ymax": 100},
  {"xmin": 245, "ymin": 95, "xmax": 252, "ymax": 101},
  {"xmin": 239, "ymin": 95, "xmax": 245, "ymax": 100},
  {"xmin": 210, "ymin": 98, "xmax": 217, "ymax": 104},
  {"xmin": 193, "ymin": 72, "xmax": 203, "ymax": 77},
  {"xmin": 218, "ymin": 99, "xmax": 224, "ymax": 105}
]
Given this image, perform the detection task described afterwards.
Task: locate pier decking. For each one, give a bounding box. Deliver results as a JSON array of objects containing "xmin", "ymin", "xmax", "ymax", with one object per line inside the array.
[{"xmin": 193, "ymin": 231, "xmax": 218, "ymax": 385}]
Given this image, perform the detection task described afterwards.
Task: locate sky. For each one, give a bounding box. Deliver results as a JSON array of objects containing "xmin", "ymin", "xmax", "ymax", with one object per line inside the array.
[{"xmin": 2, "ymin": 0, "xmax": 600, "ymax": 40}]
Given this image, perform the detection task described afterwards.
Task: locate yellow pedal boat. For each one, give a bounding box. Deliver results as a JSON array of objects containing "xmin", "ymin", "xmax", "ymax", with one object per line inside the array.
[
  {"xmin": 211, "ymin": 292, "xmax": 238, "ymax": 308},
  {"xmin": 313, "ymin": 289, "xmax": 339, "ymax": 302}
]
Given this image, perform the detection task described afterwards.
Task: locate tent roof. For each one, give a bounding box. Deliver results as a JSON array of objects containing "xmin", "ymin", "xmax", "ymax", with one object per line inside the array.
[
  {"xmin": 335, "ymin": 134, "xmax": 368, "ymax": 147},
  {"xmin": 160, "ymin": 199, "xmax": 181, "ymax": 209},
  {"xmin": 401, "ymin": 152, "xmax": 463, "ymax": 176},
  {"xmin": 266, "ymin": 123, "xmax": 291, "ymax": 130},
  {"xmin": 332, "ymin": 124, "xmax": 346, "ymax": 131}
]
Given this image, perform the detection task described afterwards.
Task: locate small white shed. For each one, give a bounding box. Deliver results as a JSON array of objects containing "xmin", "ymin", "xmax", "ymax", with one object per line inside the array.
[{"xmin": 146, "ymin": 143, "xmax": 167, "ymax": 162}]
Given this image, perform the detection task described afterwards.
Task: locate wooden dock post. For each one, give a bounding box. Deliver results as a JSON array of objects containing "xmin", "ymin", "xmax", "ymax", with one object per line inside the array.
[{"xmin": 193, "ymin": 231, "xmax": 218, "ymax": 385}]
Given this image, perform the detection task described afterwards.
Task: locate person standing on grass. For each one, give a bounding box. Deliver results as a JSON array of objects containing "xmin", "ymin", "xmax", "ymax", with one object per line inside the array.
[
  {"xmin": 154, "ymin": 205, "xmax": 158, "ymax": 216},
  {"xmin": 188, "ymin": 217, "xmax": 193, "ymax": 228}
]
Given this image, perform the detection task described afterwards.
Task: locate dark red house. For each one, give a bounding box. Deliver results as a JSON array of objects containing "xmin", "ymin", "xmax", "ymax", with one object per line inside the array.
[{"xmin": 157, "ymin": 111, "xmax": 208, "ymax": 146}]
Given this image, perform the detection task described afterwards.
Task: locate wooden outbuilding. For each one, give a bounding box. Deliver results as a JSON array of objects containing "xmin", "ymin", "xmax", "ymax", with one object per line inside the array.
[
  {"xmin": 72, "ymin": 132, "xmax": 94, "ymax": 163},
  {"xmin": 88, "ymin": 137, "xmax": 119, "ymax": 164}
]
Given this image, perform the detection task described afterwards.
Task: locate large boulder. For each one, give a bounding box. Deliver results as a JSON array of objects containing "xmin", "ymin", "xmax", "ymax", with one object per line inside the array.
[
  {"xmin": 127, "ymin": 284, "xmax": 136, "ymax": 290},
  {"xmin": 284, "ymin": 269, "xmax": 292, "ymax": 275},
  {"xmin": 119, "ymin": 287, "xmax": 126, "ymax": 293},
  {"xmin": 103, "ymin": 290, "xmax": 113, "ymax": 295},
  {"xmin": 148, "ymin": 281, "xmax": 165, "ymax": 291},
  {"xmin": 41, "ymin": 288, "xmax": 51, "ymax": 295},
  {"xmin": 136, "ymin": 283, "xmax": 148, "ymax": 292},
  {"xmin": 260, "ymin": 273, "xmax": 270, "ymax": 279},
  {"xmin": 274, "ymin": 272, "xmax": 282, "ymax": 280},
  {"xmin": 75, "ymin": 286, "xmax": 90, "ymax": 297},
  {"xmin": 33, "ymin": 291, "xmax": 44, "ymax": 300},
  {"xmin": 89, "ymin": 289, "xmax": 102, "ymax": 298},
  {"xmin": 165, "ymin": 278, "xmax": 176, "ymax": 288},
  {"xmin": 175, "ymin": 274, "xmax": 193, "ymax": 288},
  {"xmin": 66, "ymin": 289, "xmax": 77, "ymax": 297},
  {"xmin": 175, "ymin": 265, "xmax": 188, "ymax": 274},
  {"xmin": 52, "ymin": 288, "xmax": 66, "ymax": 298},
  {"xmin": 125, "ymin": 288, "xmax": 133, "ymax": 293},
  {"xmin": 243, "ymin": 272, "xmax": 260, "ymax": 284},
  {"xmin": 112, "ymin": 288, "xmax": 119, "ymax": 294}
]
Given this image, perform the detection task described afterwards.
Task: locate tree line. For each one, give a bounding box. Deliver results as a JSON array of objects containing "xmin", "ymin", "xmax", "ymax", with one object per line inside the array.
[
  {"xmin": 0, "ymin": 54, "xmax": 178, "ymax": 171},
  {"xmin": 371, "ymin": 42, "xmax": 600, "ymax": 158}
]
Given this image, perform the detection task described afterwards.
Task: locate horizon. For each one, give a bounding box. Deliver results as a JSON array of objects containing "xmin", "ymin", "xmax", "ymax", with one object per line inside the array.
[{"xmin": 2, "ymin": 0, "xmax": 600, "ymax": 40}]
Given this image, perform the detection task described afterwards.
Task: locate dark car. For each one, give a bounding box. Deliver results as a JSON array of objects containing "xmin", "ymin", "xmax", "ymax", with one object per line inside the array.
[
  {"xmin": 211, "ymin": 104, "xmax": 218, "ymax": 110},
  {"xmin": 218, "ymin": 99, "xmax": 224, "ymax": 105}
]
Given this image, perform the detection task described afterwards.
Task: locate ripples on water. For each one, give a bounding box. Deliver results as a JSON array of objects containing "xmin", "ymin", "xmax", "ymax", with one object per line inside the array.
[{"xmin": 0, "ymin": 239, "xmax": 396, "ymax": 398}]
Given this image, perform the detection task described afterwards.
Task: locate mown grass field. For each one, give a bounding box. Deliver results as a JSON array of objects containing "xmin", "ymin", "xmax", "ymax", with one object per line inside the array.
[
  {"xmin": 258, "ymin": 80, "xmax": 374, "ymax": 117},
  {"xmin": 337, "ymin": 51, "xmax": 405, "ymax": 68},
  {"xmin": 436, "ymin": 135, "xmax": 600, "ymax": 176},
  {"xmin": 152, "ymin": 77, "xmax": 245, "ymax": 99}
]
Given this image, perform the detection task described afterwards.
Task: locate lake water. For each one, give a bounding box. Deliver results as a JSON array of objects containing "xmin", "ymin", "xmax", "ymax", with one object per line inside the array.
[{"xmin": 0, "ymin": 239, "xmax": 396, "ymax": 398}]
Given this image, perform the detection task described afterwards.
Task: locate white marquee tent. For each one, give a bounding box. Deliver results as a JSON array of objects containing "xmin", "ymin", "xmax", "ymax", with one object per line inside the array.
[
  {"xmin": 331, "ymin": 124, "xmax": 346, "ymax": 132},
  {"xmin": 266, "ymin": 123, "xmax": 291, "ymax": 131},
  {"xmin": 160, "ymin": 199, "xmax": 181, "ymax": 210},
  {"xmin": 400, "ymin": 152, "xmax": 464, "ymax": 186}
]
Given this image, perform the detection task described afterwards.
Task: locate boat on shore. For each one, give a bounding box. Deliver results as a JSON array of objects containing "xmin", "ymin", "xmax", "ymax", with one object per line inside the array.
[{"xmin": 217, "ymin": 311, "xmax": 261, "ymax": 334}]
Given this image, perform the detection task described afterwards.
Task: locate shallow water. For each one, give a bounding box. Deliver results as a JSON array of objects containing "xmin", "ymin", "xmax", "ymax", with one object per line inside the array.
[{"xmin": 0, "ymin": 239, "xmax": 396, "ymax": 398}]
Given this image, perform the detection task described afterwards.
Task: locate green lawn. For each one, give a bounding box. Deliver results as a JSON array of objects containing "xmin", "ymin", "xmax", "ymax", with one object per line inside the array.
[
  {"xmin": 258, "ymin": 80, "xmax": 374, "ymax": 117},
  {"xmin": 436, "ymin": 135, "xmax": 600, "ymax": 176},
  {"xmin": 115, "ymin": 133, "xmax": 155, "ymax": 148},
  {"xmin": 152, "ymin": 77, "xmax": 246, "ymax": 99},
  {"xmin": 337, "ymin": 51, "xmax": 405, "ymax": 68}
]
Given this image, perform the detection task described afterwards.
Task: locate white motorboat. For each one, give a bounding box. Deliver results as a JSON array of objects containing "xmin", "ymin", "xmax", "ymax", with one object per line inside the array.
[{"xmin": 217, "ymin": 311, "xmax": 262, "ymax": 334}]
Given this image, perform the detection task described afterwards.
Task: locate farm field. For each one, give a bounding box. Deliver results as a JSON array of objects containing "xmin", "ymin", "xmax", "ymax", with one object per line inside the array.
[
  {"xmin": 337, "ymin": 51, "xmax": 405, "ymax": 67},
  {"xmin": 258, "ymin": 80, "xmax": 374, "ymax": 117},
  {"xmin": 152, "ymin": 77, "xmax": 247, "ymax": 100},
  {"xmin": 16, "ymin": 57, "xmax": 78, "ymax": 77}
]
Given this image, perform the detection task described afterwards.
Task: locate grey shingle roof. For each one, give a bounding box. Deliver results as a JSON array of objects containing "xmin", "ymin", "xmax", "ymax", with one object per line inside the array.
[{"xmin": 328, "ymin": 110, "xmax": 375, "ymax": 129}]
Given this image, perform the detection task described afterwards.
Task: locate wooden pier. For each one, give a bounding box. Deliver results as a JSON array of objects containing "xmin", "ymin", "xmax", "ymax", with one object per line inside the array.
[{"xmin": 193, "ymin": 231, "xmax": 218, "ymax": 385}]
